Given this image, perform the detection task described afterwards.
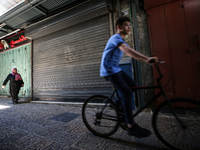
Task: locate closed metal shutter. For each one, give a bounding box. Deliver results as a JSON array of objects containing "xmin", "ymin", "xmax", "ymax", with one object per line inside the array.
[{"xmin": 33, "ymin": 14, "xmax": 113, "ymax": 101}]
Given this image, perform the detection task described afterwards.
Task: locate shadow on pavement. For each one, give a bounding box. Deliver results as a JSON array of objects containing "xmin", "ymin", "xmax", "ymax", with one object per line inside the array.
[{"xmin": 106, "ymin": 136, "xmax": 169, "ymax": 150}]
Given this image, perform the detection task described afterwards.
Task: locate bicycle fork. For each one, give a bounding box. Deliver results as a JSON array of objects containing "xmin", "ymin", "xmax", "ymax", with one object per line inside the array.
[
  {"xmin": 163, "ymin": 93, "xmax": 187, "ymax": 129},
  {"xmin": 156, "ymin": 74, "xmax": 187, "ymax": 129}
]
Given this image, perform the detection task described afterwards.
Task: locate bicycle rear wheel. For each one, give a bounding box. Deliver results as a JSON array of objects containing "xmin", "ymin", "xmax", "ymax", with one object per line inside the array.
[
  {"xmin": 82, "ymin": 95, "xmax": 119, "ymax": 137},
  {"xmin": 152, "ymin": 97, "xmax": 200, "ymax": 150}
]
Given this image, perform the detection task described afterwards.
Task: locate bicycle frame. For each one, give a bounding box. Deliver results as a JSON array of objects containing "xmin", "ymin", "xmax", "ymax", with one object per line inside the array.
[
  {"xmin": 114, "ymin": 84, "xmax": 165, "ymax": 118},
  {"xmin": 132, "ymin": 64, "xmax": 168, "ymax": 117},
  {"xmin": 107, "ymin": 63, "xmax": 178, "ymax": 119}
]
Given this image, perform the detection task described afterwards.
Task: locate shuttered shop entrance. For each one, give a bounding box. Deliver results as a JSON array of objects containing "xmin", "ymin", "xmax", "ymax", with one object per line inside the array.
[{"xmin": 33, "ymin": 15, "xmax": 112, "ymax": 101}]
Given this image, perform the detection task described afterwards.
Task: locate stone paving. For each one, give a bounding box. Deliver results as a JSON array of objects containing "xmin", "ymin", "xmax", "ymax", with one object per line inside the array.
[{"xmin": 0, "ymin": 97, "xmax": 169, "ymax": 150}]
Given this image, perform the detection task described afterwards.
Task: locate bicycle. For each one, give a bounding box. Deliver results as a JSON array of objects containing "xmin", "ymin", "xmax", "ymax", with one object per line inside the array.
[{"xmin": 82, "ymin": 62, "xmax": 200, "ymax": 150}]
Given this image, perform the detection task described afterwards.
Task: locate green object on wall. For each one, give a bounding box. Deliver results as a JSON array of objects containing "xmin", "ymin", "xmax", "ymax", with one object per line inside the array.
[{"xmin": 0, "ymin": 43, "xmax": 31, "ymax": 97}]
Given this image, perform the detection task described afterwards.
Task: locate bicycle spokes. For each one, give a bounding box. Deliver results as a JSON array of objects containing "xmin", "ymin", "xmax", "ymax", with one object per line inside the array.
[
  {"xmin": 153, "ymin": 98, "xmax": 200, "ymax": 150},
  {"xmin": 82, "ymin": 95, "xmax": 119, "ymax": 137}
]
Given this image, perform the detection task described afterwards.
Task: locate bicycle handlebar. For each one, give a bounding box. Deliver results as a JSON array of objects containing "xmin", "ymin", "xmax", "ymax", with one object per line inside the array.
[
  {"xmin": 154, "ymin": 61, "xmax": 165, "ymax": 81},
  {"xmin": 149, "ymin": 59, "xmax": 165, "ymax": 80}
]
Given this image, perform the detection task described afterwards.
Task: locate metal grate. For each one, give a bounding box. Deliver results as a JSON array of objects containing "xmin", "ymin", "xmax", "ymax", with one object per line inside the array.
[
  {"xmin": 49, "ymin": 112, "xmax": 80, "ymax": 123},
  {"xmin": 40, "ymin": 0, "xmax": 76, "ymax": 10}
]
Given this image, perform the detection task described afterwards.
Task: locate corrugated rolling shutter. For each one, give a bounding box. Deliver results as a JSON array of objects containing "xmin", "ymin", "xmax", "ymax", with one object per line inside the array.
[{"xmin": 33, "ymin": 14, "xmax": 112, "ymax": 101}]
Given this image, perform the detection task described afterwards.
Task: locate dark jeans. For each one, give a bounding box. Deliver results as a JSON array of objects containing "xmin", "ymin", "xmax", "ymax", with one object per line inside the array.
[{"xmin": 106, "ymin": 70, "xmax": 137, "ymax": 124}]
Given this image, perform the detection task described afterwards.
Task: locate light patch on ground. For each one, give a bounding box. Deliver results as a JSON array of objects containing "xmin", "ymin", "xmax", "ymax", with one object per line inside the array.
[{"xmin": 0, "ymin": 105, "xmax": 11, "ymax": 109}]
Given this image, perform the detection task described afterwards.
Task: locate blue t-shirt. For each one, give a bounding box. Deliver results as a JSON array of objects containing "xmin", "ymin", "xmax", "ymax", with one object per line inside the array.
[{"xmin": 100, "ymin": 34, "xmax": 128, "ymax": 76}]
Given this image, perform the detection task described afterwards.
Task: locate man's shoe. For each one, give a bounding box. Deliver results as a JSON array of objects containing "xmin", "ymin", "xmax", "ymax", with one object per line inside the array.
[
  {"xmin": 127, "ymin": 123, "xmax": 151, "ymax": 138},
  {"xmin": 12, "ymin": 99, "xmax": 17, "ymax": 104}
]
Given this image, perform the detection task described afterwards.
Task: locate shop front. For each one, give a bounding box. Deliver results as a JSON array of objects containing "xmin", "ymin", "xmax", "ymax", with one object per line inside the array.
[
  {"xmin": 25, "ymin": 0, "xmax": 113, "ymax": 101},
  {"xmin": 0, "ymin": 31, "xmax": 31, "ymax": 98}
]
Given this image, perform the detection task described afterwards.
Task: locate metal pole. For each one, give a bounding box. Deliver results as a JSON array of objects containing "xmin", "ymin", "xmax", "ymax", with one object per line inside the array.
[
  {"xmin": 131, "ymin": 0, "xmax": 144, "ymax": 108},
  {"xmin": 116, "ymin": 0, "xmax": 121, "ymax": 17}
]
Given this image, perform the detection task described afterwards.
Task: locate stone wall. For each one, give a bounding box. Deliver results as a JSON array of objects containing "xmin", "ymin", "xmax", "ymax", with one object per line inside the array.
[{"xmin": 136, "ymin": 8, "xmax": 155, "ymax": 106}]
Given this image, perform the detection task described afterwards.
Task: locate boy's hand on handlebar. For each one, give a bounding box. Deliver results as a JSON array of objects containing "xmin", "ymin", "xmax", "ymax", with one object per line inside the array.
[{"xmin": 147, "ymin": 57, "xmax": 159, "ymax": 64}]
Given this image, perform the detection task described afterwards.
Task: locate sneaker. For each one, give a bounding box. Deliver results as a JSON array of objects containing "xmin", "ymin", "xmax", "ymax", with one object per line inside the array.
[{"xmin": 127, "ymin": 123, "xmax": 151, "ymax": 138}]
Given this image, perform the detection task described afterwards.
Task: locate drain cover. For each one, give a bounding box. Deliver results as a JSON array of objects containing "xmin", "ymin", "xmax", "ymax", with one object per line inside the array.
[{"xmin": 50, "ymin": 112, "xmax": 80, "ymax": 123}]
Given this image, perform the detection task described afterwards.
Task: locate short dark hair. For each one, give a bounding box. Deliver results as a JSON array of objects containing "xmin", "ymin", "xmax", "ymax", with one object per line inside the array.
[{"xmin": 116, "ymin": 16, "xmax": 130, "ymax": 27}]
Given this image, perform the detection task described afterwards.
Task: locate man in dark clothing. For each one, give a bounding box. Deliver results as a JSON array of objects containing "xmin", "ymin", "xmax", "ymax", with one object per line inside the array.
[{"xmin": 2, "ymin": 68, "xmax": 24, "ymax": 104}]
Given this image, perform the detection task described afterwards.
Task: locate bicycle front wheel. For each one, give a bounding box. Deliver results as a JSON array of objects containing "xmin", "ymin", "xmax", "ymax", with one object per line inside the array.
[
  {"xmin": 82, "ymin": 95, "xmax": 119, "ymax": 137},
  {"xmin": 152, "ymin": 97, "xmax": 200, "ymax": 150}
]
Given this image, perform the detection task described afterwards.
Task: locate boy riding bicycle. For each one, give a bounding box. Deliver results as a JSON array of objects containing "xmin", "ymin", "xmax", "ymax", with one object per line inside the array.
[{"xmin": 100, "ymin": 16, "xmax": 158, "ymax": 138}]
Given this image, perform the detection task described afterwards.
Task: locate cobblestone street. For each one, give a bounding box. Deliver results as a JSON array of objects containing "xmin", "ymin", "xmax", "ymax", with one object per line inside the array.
[{"xmin": 0, "ymin": 97, "xmax": 169, "ymax": 150}]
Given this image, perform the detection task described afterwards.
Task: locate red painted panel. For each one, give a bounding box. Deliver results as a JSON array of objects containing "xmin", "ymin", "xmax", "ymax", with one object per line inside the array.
[
  {"xmin": 144, "ymin": 0, "xmax": 178, "ymax": 9},
  {"xmin": 147, "ymin": 6, "xmax": 174, "ymax": 105},
  {"xmin": 165, "ymin": 0, "xmax": 195, "ymax": 98},
  {"xmin": 183, "ymin": 0, "xmax": 200, "ymax": 100}
]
